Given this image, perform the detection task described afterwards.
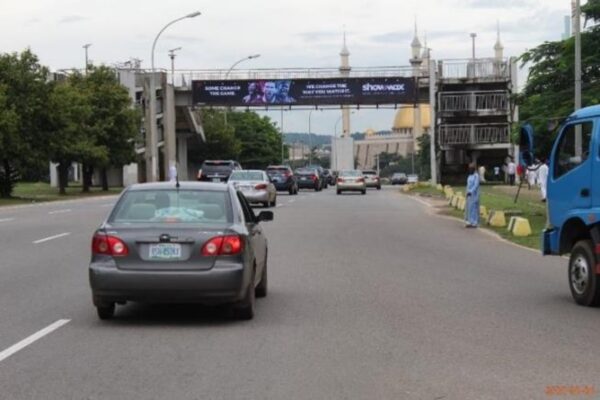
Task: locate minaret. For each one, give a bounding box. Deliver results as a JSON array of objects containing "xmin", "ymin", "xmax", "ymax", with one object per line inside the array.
[
  {"xmin": 410, "ymin": 18, "xmax": 423, "ymax": 152},
  {"xmin": 494, "ymin": 21, "xmax": 504, "ymax": 60},
  {"xmin": 410, "ymin": 18, "xmax": 423, "ymax": 77},
  {"xmin": 339, "ymin": 30, "xmax": 351, "ymax": 138}
]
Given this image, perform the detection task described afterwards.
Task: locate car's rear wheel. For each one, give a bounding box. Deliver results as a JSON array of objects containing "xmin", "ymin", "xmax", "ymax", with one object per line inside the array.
[
  {"xmin": 272, "ymin": 197, "xmax": 277, "ymax": 207},
  {"xmin": 569, "ymin": 240, "xmax": 600, "ymax": 306},
  {"xmin": 361, "ymin": 190, "xmax": 366, "ymax": 195},
  {"xmin": 256, "ymin": 255, "xmax": 268, "ymax": 298},
  {"xmin": 263, "ymin": 201, "xmax": 270, "ymax": 208},
  {"xmin": 234, "ymin": 271, "xmax": 256, "ymax": 320},
  {"xmin": 96, "ymin": 304, "xmax": 115, "ymax": 320},
  {"xmin": 377, "ymin": 186, "xmax": 381, "ymax": 190},
  {"xmin": 337, "ymin": 190, "xmax": 342, "ymax": 195}
]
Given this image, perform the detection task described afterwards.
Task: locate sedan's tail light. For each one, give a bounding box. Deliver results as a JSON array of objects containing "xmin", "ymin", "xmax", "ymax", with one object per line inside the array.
[
  {"xmin": 337, "ymin": 178, "xmax": 344, "ymax": 183},
  {"xmin": 311, "ymin": 175, "xmax": 318, "ymax": 181},
  {"xmin": 357, "ymin": 178, "xmax": 365, "ymax": 183},
  {"xmin": 255, "ymin": 183, "xmax": 268, "ymax": 190},
  {"xmin": 202, "ymin": 235, "xmax": 244, "ymax": 256},
  {"xmin": 92, "ymin": 233, "xmax": 129, "ymax": 257}
]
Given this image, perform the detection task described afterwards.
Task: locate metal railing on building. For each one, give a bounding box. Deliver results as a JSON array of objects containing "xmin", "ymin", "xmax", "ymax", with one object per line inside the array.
[
  {"xmin": 439, "ymin": 91, "xmax": 509, "ymax": 114},
  {"xmin": 439, "ymin": 124, "xmax": 510, "ymax": 146},
  {"xmin": 438, "ymin": 58, "xmax": 510, "ymax": 81}
]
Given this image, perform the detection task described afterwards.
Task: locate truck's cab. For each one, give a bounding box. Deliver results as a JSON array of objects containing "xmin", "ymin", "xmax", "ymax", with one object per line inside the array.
[{"xmin": 543, "ymin": 105, "xmax": 600, "ymax": 306}]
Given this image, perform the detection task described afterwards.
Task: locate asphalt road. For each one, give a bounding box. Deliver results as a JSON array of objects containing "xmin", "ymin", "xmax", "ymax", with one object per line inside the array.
[{"xmin": 0, "ymin": 186, "xmax": 597, "ymax": 399}]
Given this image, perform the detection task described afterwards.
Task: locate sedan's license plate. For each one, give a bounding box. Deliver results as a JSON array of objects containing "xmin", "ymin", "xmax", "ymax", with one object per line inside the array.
[
  {"xmin": 150, "ymin": 243, "xmax": 181, "ymax": 259},
  {"xmin": 212, "ymin": 178, "xmax": 221, "ymax": 182}
]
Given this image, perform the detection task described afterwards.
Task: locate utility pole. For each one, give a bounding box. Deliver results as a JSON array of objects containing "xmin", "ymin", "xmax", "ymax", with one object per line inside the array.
[
  {"xmin": 280, "ymin": 108, "xmax": 285, "ymax": 164},
  {"xmin": 83, "ymin": 43, "xmax": 92, "ymax": 74},
  {"xmin": 168, "ymin": 47, "xmax": 182, "ymax": 86},
  {"xmin": 574, "ymin": 0, "xmax": 582, "ymax": 155},
  {"xmin": 429, "ymin": 58, "xmax": 437, "ymax": 184}
]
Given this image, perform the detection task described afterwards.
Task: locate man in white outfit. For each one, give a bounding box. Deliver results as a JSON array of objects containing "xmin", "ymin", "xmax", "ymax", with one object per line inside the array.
[{"xmin": 537, "ymin": 159, "xmax": 549, "ymax": 202}]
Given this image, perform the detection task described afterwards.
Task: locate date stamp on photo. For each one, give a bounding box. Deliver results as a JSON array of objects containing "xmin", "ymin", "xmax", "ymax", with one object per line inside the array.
[{"xmin": 545, "ymin": 385, "xmax": 597, "ymax": 396}]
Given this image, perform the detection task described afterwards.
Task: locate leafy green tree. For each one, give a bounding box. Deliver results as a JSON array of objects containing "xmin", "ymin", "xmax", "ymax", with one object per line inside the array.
[
  {"xmin": 81, "ymin": 66, "xmax": 139, "ymax": 191},
  {"xmin": 416, "ymin": 134, "xmax": 431, "ymax": 179},
  {"xmin": 519, "ymin": 0, "xmax": 600, "ymax": 157},
  {"xmin": 0, "ymin": 50, "xmax": 53, "ymax": 197},
  {"xmin": 47, "ymin": 81, "xmax": 102, "ymax": 194},
  {"xmin": 191, "ymin": 109, "xmax": 241, "ymax": 165},
  {"xmin": 229, "ymin": 111, "xmax": 282, "ymax": 169}
]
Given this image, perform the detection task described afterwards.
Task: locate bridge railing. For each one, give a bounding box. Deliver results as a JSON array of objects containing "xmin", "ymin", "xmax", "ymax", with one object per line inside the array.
[
  {"xmin": 438, "ymin": 58, "xmax": 510, "ymax": 81},
  {"xmin": 439, "ymin": 123, "xmax": 510, "ymax": 146},
  {"xmin": 439, "ymin": 91, "xmax": 510, "ymax": 113}
]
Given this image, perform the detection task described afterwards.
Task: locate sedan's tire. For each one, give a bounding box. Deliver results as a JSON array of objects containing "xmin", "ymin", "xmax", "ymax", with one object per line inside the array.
[
  {"xmin": 361, "ymin": 190, "xmax": 366, "ymax": 195},
  {"xmin": 234, "ymin": 272, "xmax": 256, "ymax": 320},
  {"xmin": 569, "ymin": 240, "xmax": 600, "ymax": 307},
  {"xmin": 337, "ymin": 190, "xmax": 342, "ymax": 195},
  {"xmin": 263, "ymin": 201, "xmax": 270, "ymax": 208},
  {"xmin": 289, "ymin": 187, "xmax": 294, "ymax": 195},
  {"xmin": 256, "ymin": 258, "xmax": 268, "ymax": 298},
  {"xmin": 272, "ymin": 197, "xmax": 277, "ymax": 207},
  {"xmin": 377, "ymin": 186, "xmax": 381, "ymax": 190},
  {"xmin": 96, "ymin": 304, "xmax": 115, "ymax": 320}
]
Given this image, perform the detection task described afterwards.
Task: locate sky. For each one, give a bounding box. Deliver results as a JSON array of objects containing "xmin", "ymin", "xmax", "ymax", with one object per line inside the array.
[{"xmin": 2, "ymin": 0, "xmax": 575, "ymax": 135}]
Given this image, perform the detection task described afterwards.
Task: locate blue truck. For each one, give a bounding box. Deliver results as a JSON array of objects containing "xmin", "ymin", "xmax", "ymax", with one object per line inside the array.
[{"xmin": 542, "ymin": 105, "xmax": 600, "ymax": 306}]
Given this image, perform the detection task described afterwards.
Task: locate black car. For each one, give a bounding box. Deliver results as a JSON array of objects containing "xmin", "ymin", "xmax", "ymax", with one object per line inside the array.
[
  {"xmin": 197, "ymin": 160, "xmax": 242, "ymax": 182},
  {"xmin": 391, "ymin": 172, "xmax": 408, "ymax": 185},
  {"xmin": 89, "ymin": 182, "xmax": 273, "ymax": 320},
  {"xmin": 266, "ymin": 165, "xmax": 298, "ymax": 195},
  {"xmin": 323, "ymin": 169, "xmax": 336, "ymax": 186},
  {"xmin": 306, "ymin": 165, "xmax": 328, "ymax": 189},
  {"xmin": 295, "ymin": 168, "xmax": 321, "ymax": 191}
]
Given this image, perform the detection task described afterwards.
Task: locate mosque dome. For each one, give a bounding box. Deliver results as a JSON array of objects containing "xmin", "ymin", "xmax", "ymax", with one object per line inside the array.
[
  {"xmin": 393, "ymin": 105, "xmax": 430, "ymax": 130},
  {"xmin": 365, "ymin": 128, "xmax": 376, "ymax": 137}
]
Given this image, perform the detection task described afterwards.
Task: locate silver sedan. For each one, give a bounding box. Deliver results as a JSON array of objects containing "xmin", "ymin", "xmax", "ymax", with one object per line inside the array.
[
  {"xmin": 229, "ymin": 170, "xmax": 277, "ymax": 207},
  {"xmin": 336, "ymin": 170, "xmax": 367, "ymax": 195}
]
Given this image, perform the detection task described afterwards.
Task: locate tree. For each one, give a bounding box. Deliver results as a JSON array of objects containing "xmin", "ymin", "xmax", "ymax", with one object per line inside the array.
[
  {"xmin": 519, "ymin": 0, "xmax": 600, "ymax": 157},
  {"xmin": 416, "ymin": 134, "xmax": 431, "ymax": 179},
  {"xmin": 81, "ymin": 66, "xmax": 139, "ymax": 191},
  {"xmin": 47, "ymin": 81, "xmax": 102, "ymax": 194},
  {"xmin": 191, "ymin": 109, "xmax": 241, "ymax": 165},
  {"xmin": 229, "ymin": 111, "xmax": 282, "ymax": 169},
  {"xmin": 0, "ymin": 50, "xmax": 52, "ymax": 197}
]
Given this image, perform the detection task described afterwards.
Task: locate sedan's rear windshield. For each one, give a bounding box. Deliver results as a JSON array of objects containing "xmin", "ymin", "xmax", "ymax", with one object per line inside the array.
[
  {"xmin": 340, "ymin": 170, "xmax": 362, "ymax": 177},
  {"xmin": 229, "ymin": 171, "xmax": 264, "ymax": 181},
  {"xmin": 363, "ymin": 171, "xmax": 376, "ymax": 175},
  {"xmin": 110, "ymin": 190, "xmax": 232, "ymax": 224},
  {"xmin": 295, "ymin": 169, "xmax": 315, "ymax": 175},
  {"xmin": 266, "ymin": 167, "xmax": 289, "ymax": 174}
]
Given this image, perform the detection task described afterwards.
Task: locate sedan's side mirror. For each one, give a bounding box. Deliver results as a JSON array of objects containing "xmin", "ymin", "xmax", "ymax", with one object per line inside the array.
[{"xmin": 257, "ymin": 211, "xmax": 274, "ymax": 222}]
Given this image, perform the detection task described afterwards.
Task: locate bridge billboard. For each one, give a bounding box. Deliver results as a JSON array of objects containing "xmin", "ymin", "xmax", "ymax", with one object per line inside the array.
[{"xmin": 192, "ymin": 77, "xmax": 416, "ymax": 107}]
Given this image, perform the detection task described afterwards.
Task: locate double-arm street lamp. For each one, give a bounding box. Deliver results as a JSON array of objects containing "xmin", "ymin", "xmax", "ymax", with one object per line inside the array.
[
  {"xmin": 147, "ymin": 11, "xmax": 201, "ymax": 182},
  {"xmin": 223, "ymin": 54, "xmax": 261, "ymax": 125}
]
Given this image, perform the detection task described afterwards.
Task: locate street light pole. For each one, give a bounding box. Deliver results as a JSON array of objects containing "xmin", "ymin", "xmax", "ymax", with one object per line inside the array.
[
  {"xmin": 168, "ymin": 47, "xmax": 182, "ymax": 86},
  {"xmin": 148, "ymin": 11, "xmax": 201, "ymax": 182},
  {"xmin": 470, "ymin": 33, "xmax": 476, "ymax": 59},
  {"xmin": 280, "ymin": 108, "xmax": 285, "ymax": 164},
  {"xmin": 224, "ymin": 54, "xmax": 261, "ymax": 125},
  {"xmin": 575, "ymin": 0, "xmax": 582, "ymax": 111},
  {"xmin": 83, "ymin": 43, "xmax": 92, "ymax": 74}
]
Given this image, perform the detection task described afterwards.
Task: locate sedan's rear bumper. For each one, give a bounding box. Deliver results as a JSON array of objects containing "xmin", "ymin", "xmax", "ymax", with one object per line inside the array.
[
  {"xmin": 90, "ymin": 262, "xmax": 248, "ymax": 305},
  {"xmin": 338, "ymin": 183, "xmax": 366, "ymax": 191},
  {"xmin": 241, "ymin": 190, "xmax": 270, "ymax": 203},
  {"xmin": 297, "ymin": 180, "xmax": 318, "ymax": 189}
]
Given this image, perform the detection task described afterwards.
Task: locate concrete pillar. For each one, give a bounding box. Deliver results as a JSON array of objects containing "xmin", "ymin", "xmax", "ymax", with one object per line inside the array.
[
  {"xmin": 122, "ymin": 163, "xmax": 138, "ymax": 187},
  {"xmin": 177, "ymin": 136, "xmax": 189, "ymax": 181},
  {"xmin": 50, "ymin": 162, "xmax": 58, "ymax": 187},
  {"xmin": 163, "ymin": 80, "xmax": 177, "ymax": 180}
]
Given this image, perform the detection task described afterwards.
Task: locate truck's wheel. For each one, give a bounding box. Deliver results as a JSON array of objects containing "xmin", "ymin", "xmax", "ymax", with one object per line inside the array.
[{"xmin": 569, "ymin": 240, "xmax": 600, "ymax": 306}]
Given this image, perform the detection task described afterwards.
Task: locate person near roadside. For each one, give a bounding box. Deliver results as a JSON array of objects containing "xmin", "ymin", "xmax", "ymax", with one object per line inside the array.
[
  {"xmin": 465, "ymin": 163, "xmax": 480, "ymax": 228},
  {"xmin": 537, "ymin": 158, "xmax": 549, "ymax": 202},
  {"xmin": 507, "ymin": 158, "xmax": 516, "ymax": 186},
  {"xmin": 494, "ymin": 166, "xmax": 500, "ymax": 181},
  {"xmin": 478, "ymin": 165, "xmax": 486, "ymax": 183}
]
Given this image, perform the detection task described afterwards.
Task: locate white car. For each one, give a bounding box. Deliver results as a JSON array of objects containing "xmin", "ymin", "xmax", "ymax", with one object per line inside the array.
[
  {"xmin": 407, "ymin": 174, "xmax": 419, "ymax": 184},
  {"xmin": 228, "ymin": 170, "xmax": 277, "ymax": 207}
]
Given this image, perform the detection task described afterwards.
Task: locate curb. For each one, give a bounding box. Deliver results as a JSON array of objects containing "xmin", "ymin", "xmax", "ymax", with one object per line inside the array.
[{"xmin": 0, "ymin": 194, "xmax": 119, "ymax": 211}]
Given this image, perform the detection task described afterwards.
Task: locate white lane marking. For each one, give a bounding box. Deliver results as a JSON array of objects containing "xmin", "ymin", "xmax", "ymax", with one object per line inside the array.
[
  {"xmin": 288, "ymin": 199, "xmax": 296, "ymax": 203},
  {"xmin": 0, "ymin": 319, "xmax": 70, "ymax": 363},
  {"xmin": 48, "ymin": 209, "xmax": 71, "ymax": 215},
  {"xmin": 33, "ymin": 232, "xmax": 71, "ymax": 244},
  {"xmin": 0, "ymin": 218, "xmax": 15, "ymax": 223},
  {"xmin": 276, "ymin": 204, "xmax": 284, "ymax": 208}
]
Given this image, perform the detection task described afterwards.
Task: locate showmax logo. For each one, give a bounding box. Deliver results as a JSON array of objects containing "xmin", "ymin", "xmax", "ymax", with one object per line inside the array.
[{"xmin": 362, "ymin": 83, "xmax": 405, "ymax": 92}]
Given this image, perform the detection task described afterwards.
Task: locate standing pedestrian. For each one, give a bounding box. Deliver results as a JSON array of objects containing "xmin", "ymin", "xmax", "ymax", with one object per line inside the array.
[
  {"xmin": 478, "ymin": 165, "xmax": 486, "ymax": 183},
  {"xmin": 494, "ymin": 166, "xmax": 500, "ymax": 181},
  {"xmin": 538, "ymin": 158, "xmax": 549, "ymax": 202},
  {"xmin": 465, "ymin": 163, "xmax": 480, "ymax": 228},
  {"xmin": 507, "ymin": 158, "xmax": 516, "ymax": 186}
]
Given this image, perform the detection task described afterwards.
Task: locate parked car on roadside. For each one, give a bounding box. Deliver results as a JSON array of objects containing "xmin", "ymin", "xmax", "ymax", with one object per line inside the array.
[
  {"xmin": 89, "ymin": 181, "xmax": 273, "ymax": 320},
  {"xmin": 197, "ymin": 160, "xmax": 242, "ymax": 182},
  {"xmin": 362, "ymin": 170, "xmax": 381, "ymax": 190},
  {"xmin": 391, "ymin": 172, "xmax": 408, "ymax": 185},
  {"xmin": 266, "ymin": 165, "xmax": 298, "ymax": 195},
  {"xmin": 295, "ymin": 168, "xmax": 322, "ymax": 191},
  {"xmin": 336, "ymin": 170, "xmax": 366, "ymax": 195},
  {"xmin": 407, "ymin": 174, "xmax": 419, "ymax": 184},
  {"xmin": 229, "ymin": 170, "xmax": 277, "ymax": 208}
]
